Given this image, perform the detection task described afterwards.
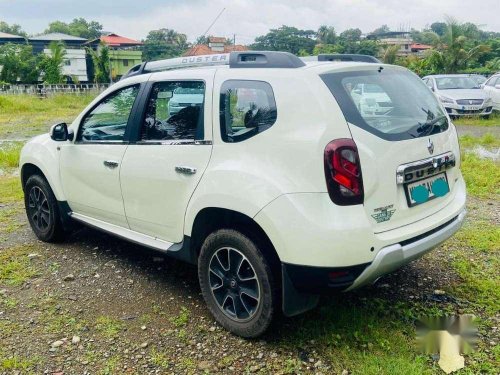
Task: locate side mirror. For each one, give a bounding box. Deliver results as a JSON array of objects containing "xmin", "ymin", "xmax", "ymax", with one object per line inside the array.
[
  {"xmin": 50, "ymin": 123, "xmax": 71, "ymax": 141},
  {"xmin": 431, "ymin": 87, "xmax": 435, "ymax": 92}
]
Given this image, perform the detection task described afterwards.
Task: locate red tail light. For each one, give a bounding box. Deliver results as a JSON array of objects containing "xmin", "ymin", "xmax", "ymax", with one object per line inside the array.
[{"xmin": 324, "ymin": 139, "xmax": 364, "ymax": 205}]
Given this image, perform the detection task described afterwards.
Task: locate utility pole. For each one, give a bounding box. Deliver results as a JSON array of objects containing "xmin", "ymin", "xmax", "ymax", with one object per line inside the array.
[{"xmin": 233, "ymin": 34, "xmax": 236, "ymax": 46}]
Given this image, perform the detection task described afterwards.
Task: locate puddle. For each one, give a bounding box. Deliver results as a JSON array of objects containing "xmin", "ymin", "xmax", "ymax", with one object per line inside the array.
[{"xmin": 469, "ymin": 146, "xmax": 500, "ymax": 161}]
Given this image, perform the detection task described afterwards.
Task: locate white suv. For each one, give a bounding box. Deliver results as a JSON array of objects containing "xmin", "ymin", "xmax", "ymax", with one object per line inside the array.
[{"xmin": 20, "ymin": 52, "xmax": 466, "ymax": 337}]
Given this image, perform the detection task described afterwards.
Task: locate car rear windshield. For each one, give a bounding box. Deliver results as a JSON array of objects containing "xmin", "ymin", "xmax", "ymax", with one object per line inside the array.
[{"xmin": 321, "ymin": 67, "xmax": 449, "ymax": 141}]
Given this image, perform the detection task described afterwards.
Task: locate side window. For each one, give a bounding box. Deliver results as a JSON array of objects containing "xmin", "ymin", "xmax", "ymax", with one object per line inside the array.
[
  {"xmin": 486, "ymin": 76, "xmax": 498, "ymax": 87},
  {"xmin": 425, "ymin": 79, "xmax": 433, "ymax": 89},
  {"xmin": 219, "ymin": 80, "xmax": 277, "ymax": 143},
  {"xmin": 78, "ymin": 85, "xmax": 139, "ymax": 142},
  {"xmin": 141, "ymin": 81, "xmax": 205, "ymax": 141}
]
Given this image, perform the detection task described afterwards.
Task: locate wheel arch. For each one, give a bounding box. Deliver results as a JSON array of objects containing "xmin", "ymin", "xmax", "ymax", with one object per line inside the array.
[{"xmin": 189, "ymin": 207, "xmax": 282, "ymax": 274}]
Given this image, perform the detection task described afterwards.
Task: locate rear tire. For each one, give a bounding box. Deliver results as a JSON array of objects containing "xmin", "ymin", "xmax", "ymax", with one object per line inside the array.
[
  {"xmin": 24, "ymin": 174, "xmax": 64, "ymax": 242},
  {"xmin": 482, "ymin": 115, "xmax": 490, "ymax": 120},
  {"xmin": 198, "ymin": 229, "xmax": 277, "ymax": 338}
]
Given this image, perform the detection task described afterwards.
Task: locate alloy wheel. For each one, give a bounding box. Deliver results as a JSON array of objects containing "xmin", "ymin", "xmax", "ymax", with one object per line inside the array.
[{"xmin": 28, "ymin": 186, "xmax": 51, "ymax": 232}]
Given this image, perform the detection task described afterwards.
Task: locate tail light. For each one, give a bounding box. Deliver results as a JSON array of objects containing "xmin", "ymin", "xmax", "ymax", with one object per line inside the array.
[{"xmin": 324, "ymin": 139, "xmax": 364, "ymax": 205}]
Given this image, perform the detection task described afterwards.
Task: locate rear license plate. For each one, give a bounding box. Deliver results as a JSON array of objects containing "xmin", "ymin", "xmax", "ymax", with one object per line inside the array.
[{"xmin": 405, "ymin": 173, "xmax": 449, "ymax": 207}]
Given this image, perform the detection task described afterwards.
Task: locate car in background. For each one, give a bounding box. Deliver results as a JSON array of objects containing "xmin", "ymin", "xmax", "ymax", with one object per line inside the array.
[
  {"xmin": 349, "ymin": 83, "xmax": 393, "ymax": 116},
  {"xmin": 481, "ymin": 73, "xmax": 500, "ymax": 111},
  {"xmin": 423, "ymin": 74, "xmax": 493, "ymax": 118},
  {"xmin": 168, "ymin": 87, "xmax": 204, "ymax": 115}
]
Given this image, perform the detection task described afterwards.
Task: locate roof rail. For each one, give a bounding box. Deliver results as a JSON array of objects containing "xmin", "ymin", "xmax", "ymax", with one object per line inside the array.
[
  {"xmin": 122, "ymin": 51, "xmax": 305, "ymax": 80},
  {"xmin": 301, "ymin": 54, "xmax": 381, "ymax": 63}
]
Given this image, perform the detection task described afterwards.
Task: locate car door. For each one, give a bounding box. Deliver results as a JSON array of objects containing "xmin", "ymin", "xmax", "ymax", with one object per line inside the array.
[
  {"xmin": 59, "ymin": 84, "xmax": 141, "ymax": 227},
  {"xmin": 120, "ymin": 73, "xmax": 213, "ymax": 244},
  {"xmin": 485, "ymin": 76, "xmax": 500, "ymax": 109}
]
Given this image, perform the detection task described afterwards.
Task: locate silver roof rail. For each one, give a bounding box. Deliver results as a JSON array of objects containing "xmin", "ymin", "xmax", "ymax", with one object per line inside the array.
[
  {"xmin": 301, "ymin": 54, "xmax": 381, "ymax": 63},
  {"xmin": 122, "ymin": 51, "xmax": 306, "ymax": 80}
]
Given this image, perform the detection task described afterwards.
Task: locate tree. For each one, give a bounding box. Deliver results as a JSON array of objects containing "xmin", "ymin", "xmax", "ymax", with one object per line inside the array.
[
  {"xmin": 339, "ymin": 28, "xmax": 362, "ymax": 42},
  {"xmin": 427, "ymin": 18, "xmax": 490, "ymax": 73},
  {"xmin": 430, "ymin": 22, "xmax": 447, "ymax": 36},
  {"xmin": 0, "ymin": 21, "xmax": 27, "ymax": 37},
  {"xmin": 317, "ymin": 26, "xmax": 336, "ymax": 45},
  {"xmin": 45, "ymin": 18, "xmax": 103, "ymax": 39},
  {"xmin": 371, "ymin": 25, "xmax": 390, "ymax": 35},
  {"xmin": 0, "ymin": 43, "xmax": 39, "ymax": 83},
  {"xmin": 87, "ymin": 43, "xmax": 110, "ymax": 83},
  {"xmin": 251, "ymin": 26, "xmax": 316, "ymax": 55},
  {"xmin": 381, "ymin": 44, "xmax": 400, "ymax": 64},
  {"xmin": 39, "ymin": 41, "xmax": 66, "ymax": 84},
  {"xmin": 313, "ymin": 44, "xmax": 343, "ymax": 55},
  {"xmin": 143, "ymin": 28, "xmax": 188, "ymax": 61}
]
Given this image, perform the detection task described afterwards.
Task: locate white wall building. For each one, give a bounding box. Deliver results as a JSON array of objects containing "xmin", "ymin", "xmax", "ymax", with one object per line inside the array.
[{"xmin": 43, "ymin": 47, "xmax": 88, "ymax": 82}]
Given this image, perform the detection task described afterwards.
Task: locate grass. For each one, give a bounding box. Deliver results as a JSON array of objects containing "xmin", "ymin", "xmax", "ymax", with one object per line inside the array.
[
  {"xmin": 0, "ymin": 141, "xmax": 23, "ymax": 169},
  {"xmin": 0, "ymin": 176, "xmax": 23, "ymax": 204},
  {"xmin": 459, "ymin": 133, "xmax": 500, "ymax": 149},
  {"xmin": 0, "ymin": 244, "xmax": 38, "ymax": 286},
  {"xmin": 0, "ymin": 94, "xmax": 96, "ymax": 139},
  {"xmin": 169, "ymin": 306, "xmax": 190, "ymax": 327},
  {"xmin": 460, "ymin": 152, "xmax": 500, "ymax": 198},
  {"xmin": 453, "ymin": 112, "xmax": 500, "ymax": 127},
  {"xmin": 95, "ymin": 316, "xmax": 125, "ymax": 338},
  {"xmin": 450, "ymin": 221, "xmax": 500, "ymax": 314}
]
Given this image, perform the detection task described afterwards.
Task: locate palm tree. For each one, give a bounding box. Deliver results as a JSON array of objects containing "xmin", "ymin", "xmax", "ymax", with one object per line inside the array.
[
  {"xmin": 87, "ymin": 42, "xmax": 110, "ymax": 83},
  {"xmin": 381, "ymin": 44, "xmax": 401, "ymax": 64},
  {"xmin": 40, "ymin": 41, "xmax": 66, "ymax": 84},
  {"xmin": 317, "ymin": 25, "xmax": 336, "ymax": 45},
  {"xmin": 427, "ymin": 18, "xmax": 490, "ymax": 73}
]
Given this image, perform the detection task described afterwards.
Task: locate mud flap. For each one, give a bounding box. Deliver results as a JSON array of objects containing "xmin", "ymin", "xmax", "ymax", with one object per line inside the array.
[{"xmin": 282, "ymin": 264, "xmax": 320, "ymax": 317}]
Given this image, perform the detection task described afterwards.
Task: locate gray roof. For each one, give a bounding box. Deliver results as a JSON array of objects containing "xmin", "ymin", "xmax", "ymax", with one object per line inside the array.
[
  {"xmin": 30, "ymin": 32, "xmax": 86, "ymax": 41},
  {"xmin": 0, "ymin": 31, "xmax": 24, "ymax": 39}
]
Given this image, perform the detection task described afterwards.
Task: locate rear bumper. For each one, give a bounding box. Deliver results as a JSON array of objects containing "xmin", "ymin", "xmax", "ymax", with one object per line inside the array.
[{"xmin": 345, "ymin": 208, "xmax": 466, "ymax": 290}]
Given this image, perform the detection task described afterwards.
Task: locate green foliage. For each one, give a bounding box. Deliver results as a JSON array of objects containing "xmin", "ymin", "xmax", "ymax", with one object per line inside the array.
[
  {"xmin": 87, "ymin": 42, "xmax": 110, "ymax": 83},
  {"xmin": 0, "ymin": 244, "xmax": 38, "ymax": 286},
  {"xmin": 317, "ymin": 25, "xmax": 337, "ymax": 45},
  {"xmin": 45, "ymin": 17, "xmax": 103, "ymax": 39},
  {"xmin": 381, "ymin": 44, "xmax": 400, "ymax": 64},
  {"xmin": 339, "ymin": 28, "xmax": 362, "ymax": 42},
  {"xmin": 251, "ymin": 25, "xmax": 316, "ymax": 55},
  {"xmin": 0, "ymin": 43, "xmax": 39, "ymax": 83},
  {"xmin": 313, "ymin": 43, "xmax": 343, "ymax": 55},
  {"xmin": 39, "ymin": 41, "xmax": 66, "ymax": 84},
  {"xmin": 143, "ymin": 28, "xmax": 188, "ymax": 61},
  {"xmin": 0, "ymin": 21, "xmax": 27, "ymax": 37},
  {"xmin": 0, "ymin": 142, "xmax": 22, "ymax": 169}
]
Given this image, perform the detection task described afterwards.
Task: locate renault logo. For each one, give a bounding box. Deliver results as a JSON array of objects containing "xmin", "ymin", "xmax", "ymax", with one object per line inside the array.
[
  {"xmin": 469, "ymin": 100, "xmax": 473, "ymax": 105},
  {"xmin": 427, "ymin": 139, "xmax": 434, "ymax": 155}
]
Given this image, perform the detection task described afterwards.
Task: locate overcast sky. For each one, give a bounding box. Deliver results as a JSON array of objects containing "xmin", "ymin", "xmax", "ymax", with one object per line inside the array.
[{"xmin": 1, "ymin": 0, "xmax": 499, "ymax": 43}]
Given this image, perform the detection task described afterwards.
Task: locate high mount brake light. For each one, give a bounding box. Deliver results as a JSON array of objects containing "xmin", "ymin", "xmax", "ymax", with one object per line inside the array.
[{"xmin": 324, "ymin": 139, "xmax": 364, "ymax": 205}]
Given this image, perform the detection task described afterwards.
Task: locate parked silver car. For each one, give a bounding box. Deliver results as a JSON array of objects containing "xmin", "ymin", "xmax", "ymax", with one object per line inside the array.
[
  {"xmin": 423, "ymin": 74, "xmax": 493, "ymax": 118},
  {"xmin": 481, "ymin": 73, "xmax": 500, "ymax": 111}
]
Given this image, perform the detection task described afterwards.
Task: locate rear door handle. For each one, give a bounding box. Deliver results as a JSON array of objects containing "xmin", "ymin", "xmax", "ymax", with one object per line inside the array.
[
  {"xmin": 103, "ymin": 160, "xmax": 119, "ymax": 169},
  {"xmin": 175, "ymin": 166, "xmax": 197, "ymax": 175}
]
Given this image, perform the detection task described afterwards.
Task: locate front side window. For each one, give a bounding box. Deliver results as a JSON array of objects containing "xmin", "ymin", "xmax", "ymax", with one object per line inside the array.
[
  {"xmin": 486, "ymin": 76, "xmax": 498, "ymax": 87},
  {"xmin": 78, "ymin": 85, "xmax": 139, "ymax": 142},
  {"xmin": 321, "ymin": 68, "xmax": 448, "ymax": 141},
  {"xmin": 220, "ymin": 80, "xmax": 277, "ymax": 143},
  {"xmin": 141, "ymin": 81, "xmax": 205, "ymax": 141}
]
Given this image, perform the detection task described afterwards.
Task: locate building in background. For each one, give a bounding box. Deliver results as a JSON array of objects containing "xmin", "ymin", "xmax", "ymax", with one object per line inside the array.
[
  {"xmin": 30, "ymin": 33, "xmax": 93, "ymax": 82},
  {"xmin": 367, "ymin": 31, "xmax": 415, "ymax": 57},
  {"xmin": 411, "ymin": 43, "xmax": 433, "ymax": 56},
  {"xmin": 0, "ymin": 31, "xmax": 25, "ymax": 46},
  {"xmin": 184, "ymin": 36, "xmax": 248, "ymax": 56},
  {"xmin": 95, "ymin": 33, "xmax": 143, "ymax": 81}
]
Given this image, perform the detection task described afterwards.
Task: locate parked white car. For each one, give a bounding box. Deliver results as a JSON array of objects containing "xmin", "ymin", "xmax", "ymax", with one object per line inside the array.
[
  {"xmin": 482, "ymin": 73, "xmax": 500, "ymax": 111},
  {"xmin": 423, "ymin": 74, "xmax": 493, "ymax": 118},
  {"xmin": 20, "ymin": 52, "xmax": 466, "ymax": 337}
]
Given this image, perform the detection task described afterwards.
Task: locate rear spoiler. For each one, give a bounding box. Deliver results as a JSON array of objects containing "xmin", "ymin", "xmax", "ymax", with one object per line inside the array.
[{"xmin": 301, "ymin": 54, "xmax": 381, "ymax": 63}]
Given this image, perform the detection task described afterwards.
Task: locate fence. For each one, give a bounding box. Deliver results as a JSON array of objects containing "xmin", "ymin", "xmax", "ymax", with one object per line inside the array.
[{"xmin": 0, "ymin": 84, "xmax": 111, "ymax": 96}]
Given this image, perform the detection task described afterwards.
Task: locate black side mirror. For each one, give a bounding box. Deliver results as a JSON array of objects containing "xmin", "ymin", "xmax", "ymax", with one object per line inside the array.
[{"xmin": 50, "ymin": 123, "xmax": 71, "ymax": 141}]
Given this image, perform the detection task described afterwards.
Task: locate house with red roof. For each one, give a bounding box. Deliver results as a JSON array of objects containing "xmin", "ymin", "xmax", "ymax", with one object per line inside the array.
[
  {"xmin": 87, "ymin": 33, "xmax": 143, "ymax": 81},
  {"xmin": 184, "ymin": 36, "xmax": 248, "ymax": 56}
]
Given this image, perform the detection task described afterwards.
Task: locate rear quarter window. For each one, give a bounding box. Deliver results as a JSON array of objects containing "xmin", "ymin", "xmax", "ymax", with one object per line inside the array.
[{"xmin": 219, "ymin": 80, "xmax": 277, "ymax": 143}]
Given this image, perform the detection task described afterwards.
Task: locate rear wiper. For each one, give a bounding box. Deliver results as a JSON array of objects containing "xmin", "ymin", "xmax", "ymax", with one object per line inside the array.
[{"xmin": 416, "ymin": 115, "xmax": 447, "ymax": 136}]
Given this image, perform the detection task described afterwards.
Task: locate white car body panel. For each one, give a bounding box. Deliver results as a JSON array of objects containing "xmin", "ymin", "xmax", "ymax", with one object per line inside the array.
[{"xmin": 482, "ymin": 74, "xmax": 500, "ymax": 111}]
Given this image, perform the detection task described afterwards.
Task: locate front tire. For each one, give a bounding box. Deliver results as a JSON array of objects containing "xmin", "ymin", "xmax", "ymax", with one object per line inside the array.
[
  {"xmin": 198, "ymin": 229, "xmax": 277, "ymax": 338},
  {"xmin": 24, "ymin": 174, "xmax": 64, "ymax": 242}
]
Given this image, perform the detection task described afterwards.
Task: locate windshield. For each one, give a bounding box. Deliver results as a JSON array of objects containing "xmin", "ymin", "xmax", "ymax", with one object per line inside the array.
[
  {"xmin": 435, "ymin": 76, "xmax": 479, "ymax": 90},
  {"xmin": 321, "ymin": 67, "xmax": 449, "ymax": 141}
]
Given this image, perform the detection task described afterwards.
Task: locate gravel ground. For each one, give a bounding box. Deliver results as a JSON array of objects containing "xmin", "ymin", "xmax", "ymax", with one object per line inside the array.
[{"xmin": 0, "ymin": 192, "xmax": 498, "ymax": 374}]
